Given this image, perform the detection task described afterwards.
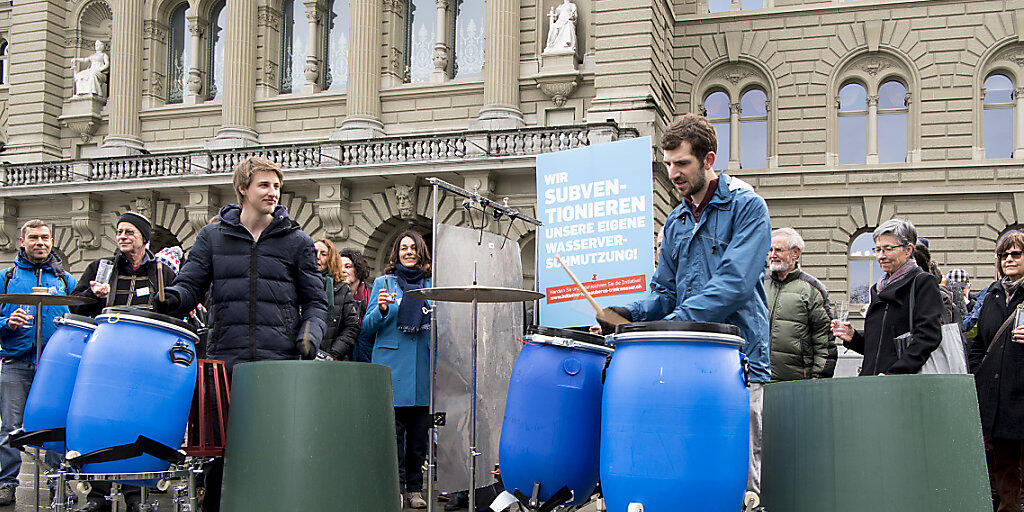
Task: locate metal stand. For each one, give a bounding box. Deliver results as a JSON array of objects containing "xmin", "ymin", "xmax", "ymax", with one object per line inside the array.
[{"xmin": 50, "ymin": 459, "xmax": 207, "ymax": 512}]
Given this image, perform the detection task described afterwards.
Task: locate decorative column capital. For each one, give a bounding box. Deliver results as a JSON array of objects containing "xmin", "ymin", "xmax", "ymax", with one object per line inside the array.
[
  {"xmin": 257, "ymin": 5, "xmax": 281, "ymax": 27},
  {"xmin": 867, "ymin": 94, "xmax": 879, "ymax": 107},
  {"xmin": 728, "ymin": 102, "xmax": 741, "ymax": 115},
  {"xmin": 186, "ymin": 17, "xmax": 206, "ymax": 38},
  {"xmin": 185, "ymin": 187, "xmax": 220, "ymax": 235},
  {"xmin": 436, "ymin": 0, "xmax": 449, "ymax": 8},
  {"xmin": 315, "ymin": 181, "xmax": 352, "ymax": 241},
  {"xmin": 143, "ymin": 20, "xmax": 168, "ymax": 43},
  {"xmin": 70, "ymin": 194, "xmax": 102, "ymax": 250}
]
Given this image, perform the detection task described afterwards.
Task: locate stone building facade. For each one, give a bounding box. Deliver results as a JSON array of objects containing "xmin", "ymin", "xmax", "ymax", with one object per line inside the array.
[{"xmin": 0, "ymin": 0, "xmax": 1022, "ymax": 324}]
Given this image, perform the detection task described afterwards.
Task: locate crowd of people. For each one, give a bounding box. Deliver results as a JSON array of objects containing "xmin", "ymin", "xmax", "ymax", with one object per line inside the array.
[{"xmin": 0, "ymin": 113, "xmax": 1021, "ymax": 512}]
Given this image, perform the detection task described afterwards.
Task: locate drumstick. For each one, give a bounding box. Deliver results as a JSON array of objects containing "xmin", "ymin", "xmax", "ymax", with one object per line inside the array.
[
  {"xmin": 555, "ymin": 255, "xmax": 629, "ymax": 327},
  {"xmin": 157, "ymin": 262, "xmax": 165, "ymax": 303}
]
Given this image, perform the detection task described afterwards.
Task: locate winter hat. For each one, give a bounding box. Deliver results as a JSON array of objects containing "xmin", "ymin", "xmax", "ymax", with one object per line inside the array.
[
  {"xmin": 154, "ymin": 246, "xmax": 182, "ymax": 273},
  {"xmin": 945, "ymin": 268, "xmax": 970, "ymax": 287},
  {"xmin": 117, "ymin": 211, "xmax": 152, "ymax": 242}
]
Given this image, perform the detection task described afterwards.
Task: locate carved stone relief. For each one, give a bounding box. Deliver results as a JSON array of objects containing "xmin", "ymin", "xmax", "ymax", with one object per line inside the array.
[
  {"xmin": 0, "ymin": 199, "xmax": 18, "ymax": 253},
  {"xmin": 70, "ymin": 194, "xmax": 102, "ymax": 250},
  {"xmin": 316, "ymin": 181, "xmax": 352, "ymax": 241},
  {"xmin": 393, "ymin": 184, "xmax": 417, "ymax": 220},
  {"xmin": 994, "ymin": 43, "xmax": 1024, "ymax": 68}
]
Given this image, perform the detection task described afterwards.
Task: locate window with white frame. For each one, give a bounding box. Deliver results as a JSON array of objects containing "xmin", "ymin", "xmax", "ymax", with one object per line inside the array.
[
  {"xmin": 167, "ymin": 3, "xmax": 190, "ymax": 104},
  {"xmin": 984, "ymin": 73, "xmax": 1015, "ymax": 159},
  {"xmin": 849, "ymin": 232, "xmax": 883, "ymax": 305},
  {"xmin": 704, "ymin": 91, "xmax": 730, "ymax": 164},
  {"xmin": 701, "ymin": 86, "xmax": 769, "ymax": 169},
  {"xmin": 836, "ymin": 77, "xmax": 909, "ymax": 165},
  {"xmin": 0, "ymin": 40, "xmax": 8, "ymax": 86},
  {"xmin": 453, "ymin": 0, "xmax": 484, "ymax": 79},
  {"xmin": 280, "ymin": 0, "xmax": 308, "ymax": 94},
  {"xmin": 324, "ymin": 0, "xmax": 349, "ymax": 91},
  {"xmin": 207, "ymin": 0, "xmax": 225, "ymax": 101}
]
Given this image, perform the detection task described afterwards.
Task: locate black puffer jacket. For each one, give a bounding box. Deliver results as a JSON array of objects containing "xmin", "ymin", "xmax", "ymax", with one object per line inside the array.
[
  {"xmin": 968, "ymin": 280, "xmax": 1024, "ymax": 439},
  {"xmin": 161, "ymin": 204, "xmax": 327, "ymax": 370},
  {"xmin": 846, "ymin": 266, "xmax": 943, "ymax": 375},
  {"xmin": 71, "ymin": 250, "xmax": 177, "ymax": 317},
  {"xmin": 321, "ymin": 273, "xmax": 360, "ymax": 360}
]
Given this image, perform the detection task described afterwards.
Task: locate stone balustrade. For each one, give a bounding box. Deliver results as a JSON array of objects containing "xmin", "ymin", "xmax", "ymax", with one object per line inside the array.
[{"xmin": 0, "ymin": 123, "xmax": 637, "ymax": 187}]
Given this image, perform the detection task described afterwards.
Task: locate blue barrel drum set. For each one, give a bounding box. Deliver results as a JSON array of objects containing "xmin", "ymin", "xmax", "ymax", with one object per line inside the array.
[{"xmin": 498, "ymin": 321, "xmax": 750, "ymax": 512}]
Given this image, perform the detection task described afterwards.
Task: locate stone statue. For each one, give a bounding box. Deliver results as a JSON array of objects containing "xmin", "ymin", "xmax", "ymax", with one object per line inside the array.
[
  {"xmin": 71, "ymin": 40, "xmax": 110, "ymax": 97},
  {"xmin": 394, "ymin": 185, "xmax": 416, "ymax": 219},
  {"xmin": 545, "ymin": 0, "xmax": 577, "ymax": 54}
]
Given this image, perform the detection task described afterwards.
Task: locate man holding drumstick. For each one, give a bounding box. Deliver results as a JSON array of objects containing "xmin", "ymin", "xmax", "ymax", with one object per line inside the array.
[{"xmin": 592, "ymin": 113, "xmax": 772, "ymax": 508}]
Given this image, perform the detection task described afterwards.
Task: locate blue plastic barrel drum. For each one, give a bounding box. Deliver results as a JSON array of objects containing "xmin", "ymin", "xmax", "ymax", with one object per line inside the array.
[{"xmin": 499, "ymin": 322, "xmax": 749, "ymax": 512}]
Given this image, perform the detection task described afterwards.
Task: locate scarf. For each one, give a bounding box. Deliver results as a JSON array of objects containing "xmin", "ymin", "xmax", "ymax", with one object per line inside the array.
[
  {"xmin": 353, "ymin": 281, "xmax": 371, "ymax": 323},
  {"xmin": 394, "ymin": 265, "xmax": 430, "ymax": 333},
  {"xmin": 877, "ymin": 259, "xmax": 918, "ymax": 293},
  {"xmin": 1002, "ymin": 276, "xmax": 1024, "ymax": 305}
]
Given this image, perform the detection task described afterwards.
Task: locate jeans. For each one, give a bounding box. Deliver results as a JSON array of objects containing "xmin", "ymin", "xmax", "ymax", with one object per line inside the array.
[
  {"xmin": 395, "ymin": 406, "xmax": 430, "ymax": 493},
  {"xmin": 0, "ymin": 359, "xmax": 60, "ymax": 488}
]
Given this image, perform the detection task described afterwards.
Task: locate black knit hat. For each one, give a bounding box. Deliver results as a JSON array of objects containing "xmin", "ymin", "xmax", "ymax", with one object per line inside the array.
[{"xmin": 117, "ymin": 211, "xmax": 151, "ymax": 242}]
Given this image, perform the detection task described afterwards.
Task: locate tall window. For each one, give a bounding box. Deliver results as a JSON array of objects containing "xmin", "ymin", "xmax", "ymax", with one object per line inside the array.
[
  {"xmin": 406, "ymin": 0, "xmax": 436, "ymax": 82},
  {"xmin": 280, "ymin": 0, "xmax": 308, "ymax": 94},
  {"xmin": 324, "ymin": 0, "xmax": 349, "ymax": 90},
  {"xmin": 739, "ymin": 88, "xmax": 768, "ymax": 169},
  {"xmin": 207, "ymin": 0, "xmax": 225, "ymax": 101},
  {"xmin": 453, "ymin": 0, "xmax": 484, "ymax": 79},
  {"xmin": 0, "ymin": 41, "xmax": 8, "ymax": 86},
  {"xmin": 984, "ymin": 73, "xmax": 1015, "ymax": 159},
  {"xmin": 704, "ymin": 91, "xmax": 730, "ymax": 165},
  {"xmin": 167, "ymin": 3, "xmax": 190, "ymax": 103},
  {"xmin": 877, "ymin": 80, "xmax": 908, "ymax": 164},
  {"xmin": 837, "ymin": 82, "xmax": 868, "ymax": 165},
  {"xmin": 849, "ymin": 232, "xmax": 883, "ymax": 304}
]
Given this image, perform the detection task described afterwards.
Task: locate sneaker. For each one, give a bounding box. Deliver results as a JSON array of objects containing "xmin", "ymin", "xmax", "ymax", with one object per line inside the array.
[
  {"xmin": 0, "ymin": 485, "xmax": 14, "ymax": 506},
  {"xmin": 406, "ymin": 492, "xmax": 427, "ymax": 509},
  {"xmin": 444, "ymin": 491, "xmax": 468, "ymax": 511}
]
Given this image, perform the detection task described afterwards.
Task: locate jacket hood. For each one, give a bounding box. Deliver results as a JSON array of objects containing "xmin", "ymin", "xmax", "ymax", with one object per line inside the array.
[
  {"xmin": 218, "ymin": 204, "xmax": 297, "ymax": 237},
  {"xmin": 15, "ymin": 247, "xmax": 64, "ymax": 274}
]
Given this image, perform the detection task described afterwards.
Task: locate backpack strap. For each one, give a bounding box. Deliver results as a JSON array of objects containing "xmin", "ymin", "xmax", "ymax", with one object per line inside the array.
[{"xmin": 3, "ymin": 267, "xmax": 13, "ymax": 294}]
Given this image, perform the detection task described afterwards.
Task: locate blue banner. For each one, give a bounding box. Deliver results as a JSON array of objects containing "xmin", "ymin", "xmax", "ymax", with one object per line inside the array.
[{"xmin": 536, "ymin": 136, "xmax": 655, "ymax": 328}]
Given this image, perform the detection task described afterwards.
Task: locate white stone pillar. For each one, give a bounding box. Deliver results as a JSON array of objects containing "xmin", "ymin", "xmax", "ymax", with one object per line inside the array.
[
  {"xmin": 1015, "ymin": 87, "xmax": 1024, "ymax": 159},
  {"xmin": 101, "ymin": 0, "xmax": 145, "ymax": 154},
  {"xmin": 430, "ymin": 0, "xmax": 450, "ymax": 82},
  {"xmin": 184, "ymin": 16, "xmax": 205, "ymax": 104},
  {"xmin": 333, "ymin": 0, "xmax": 383, "ymax": 139},
  {"xmin": 213, "ymin": 0, "xmax": 259, "ymax": 146},
  {"xmin": 475, "ymin": 0, "xmax": 524, "ymax": 129},
  {"xmin": 728, "ymin": 101, "xmax": 740, "ymax": 170},
  {"xmin": 301, "ymin": 0, "xmax": 323, "ymax": 94},
  {"xmin": 866, "ymin": 94, "xmax": 879, "ymax": 164}
]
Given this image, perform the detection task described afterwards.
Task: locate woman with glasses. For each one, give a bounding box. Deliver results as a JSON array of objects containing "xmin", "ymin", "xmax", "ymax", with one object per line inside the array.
[
  {"xmin": 968, "ymin": 230, "xmax": 1024, "ymax": 511},
  {"xmin": 831, "ymin": 218, "xmax": 943, "ymax": 375}
]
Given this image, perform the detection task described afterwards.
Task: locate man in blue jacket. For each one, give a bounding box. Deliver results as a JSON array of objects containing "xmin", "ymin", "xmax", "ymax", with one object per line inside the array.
[
  {"xmin": 596, "ymin": 113, "xmax": 772, "ymax": 504},
  {"xmin": 0, "ymin": 219, "xmax": 77, "ymax": 506}
]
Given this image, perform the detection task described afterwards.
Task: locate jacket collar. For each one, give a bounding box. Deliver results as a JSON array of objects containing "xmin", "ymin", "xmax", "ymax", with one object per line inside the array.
[
  {"xmin": 671, "ymin": 172, "xmax": 750, "ymax": 220},
  {"xmin": 218, "ymin": 204, "xmax": 295, "ymax": 239},
  {"xmin": 770, "ymin": 267, "xmax": 802, "ymax": 283},
  {"xmin": 873, "ymin": 265, "xmax": 924, "ymax": 301},
  {"xmin": 14, "ymin": 247, "xmax": 63, "ymax": 274}
]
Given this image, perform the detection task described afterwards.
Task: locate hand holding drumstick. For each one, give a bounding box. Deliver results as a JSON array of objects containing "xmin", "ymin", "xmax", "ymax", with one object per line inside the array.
[{"xmin": 555, "ymin": 256, "xmax": 630, "ymax": 334}]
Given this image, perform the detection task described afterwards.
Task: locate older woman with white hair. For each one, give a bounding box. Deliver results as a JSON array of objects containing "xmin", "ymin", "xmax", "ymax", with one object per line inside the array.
[{"xmin": 832, "ymin": 219, "xmax": 943, "ymax": 375}]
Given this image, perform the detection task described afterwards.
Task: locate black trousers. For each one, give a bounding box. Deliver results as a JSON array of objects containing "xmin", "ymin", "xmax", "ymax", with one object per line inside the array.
[{"xmin": 395, "ymin": 406, "xmax": 430, "ymax": 493}]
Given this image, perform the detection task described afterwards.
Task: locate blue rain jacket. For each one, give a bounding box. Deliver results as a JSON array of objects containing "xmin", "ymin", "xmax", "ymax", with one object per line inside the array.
[
  {"xmin": 362, "ymin": 274, "xmax": 431, "ymax": 407},
  {"xmin": 0, "ymin": 249, "xmax": 78, "ymax": 360}
]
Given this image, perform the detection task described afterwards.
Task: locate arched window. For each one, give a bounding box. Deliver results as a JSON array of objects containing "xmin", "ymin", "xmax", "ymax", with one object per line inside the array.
[
  {"xmin": 704, "ymin": 91, "xmax": 730, "ymax": 165},
  {"xmin": 280, "ymin": 0, "xmax": 308, "ymax": 94},
  {"xmin": 0, "ymin": 40, "xmax": 8, "ymax": 86},
  {"xmin": 453, "ymin": 0, "xmax": 484, "ymax": 79},
  {"xmin": 406, "ymin": 0, "xmax": 436, "ymax": 83},
  {"xmin": 207, "ymin": 0, "xmax": 225, "ymax": 101},
  {"xmin": 740, "ymin": 88, "xmax": 768, "ymax": 169},
  {"xmin": 323, "ymin": 0, "xmax": 349, "ymax": 90},
  {"xmin": 167, "ymin": 3, "xmax": 190, "ymax": 104},
  {"xmin": 838, "ymin": 82, "xmax": 867, "ymax": 165},
  {"xmin": 984, "ymin": 73, "xmax": 1015, "ymax": 159},
  {"xmin": 877, "ymin": 80, "xmax": 908, "ymax": 164},
  {"xmin": 849, "ymin": 232, "xmax": 883, "ymax": 304}
]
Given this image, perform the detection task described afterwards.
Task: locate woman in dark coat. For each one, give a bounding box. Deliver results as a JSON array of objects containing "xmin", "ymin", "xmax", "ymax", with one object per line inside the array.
[
  {"xmin": 968, "ymin": 229, "xmax": 1024, "ymax": 511},
  {"xmin": 314, "ymin": 238, "xmax": 361, "ymax": 360},
  {"xmin": 832, "ymin": 218, "xmax": 943, "ymax": 375},
  {"xmin": 339, "ymin": 248, "xmax": 376, "ymax": 363}
]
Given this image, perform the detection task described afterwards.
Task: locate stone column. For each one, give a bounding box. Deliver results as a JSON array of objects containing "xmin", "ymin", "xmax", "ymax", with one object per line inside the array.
[
  {"xmin": 213, "ymin": 0, "xmax": 259, "ymax": 146},
  {"xmin": 866, "ymin": 94, "xmax": 879, "ymax": 164},
  {"xmin": 728, "ymin": 101, "xmax": 740, "ymax": 170},
  {"xmin": 301, "ymin": 0, "xmax": 324, "ymax": 94},
  {"xmin": 333, "ymin": 0, "xmax": 383, "ymax": 139},
  {"xmin": 475, "ymin": 0, "xmax": 524, "ymax": 129},
  {"xmin": 1016, "ymin": 87, "xmax": 1024, "ymax": 159},
  {"xmin": 184, "ymin": 16, "xmax": 205, "ymax": 104},
  {"xmin": 430, "ymin": 0, "xmax": 450, "ymax": 82},
  {"xmin": 101, "ymin": 0, "xmax": 145, "ymax": 155}
]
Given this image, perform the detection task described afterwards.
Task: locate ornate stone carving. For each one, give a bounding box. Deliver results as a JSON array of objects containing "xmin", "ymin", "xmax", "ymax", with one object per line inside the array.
[
  {"xmin": 729, "ymin": 102, "xmax": 741, "ymax": 114},
  {"xmin": 151, "ymin": 71, "xmax": 165, "ymax": 95},
  {"xmin": 186, "ymin": 187, "xmax": 219, "ymax": 234},
  {"xmin": 263, "ymin": 60, "xmax": 278, "ymax": 83},
  {"xmin": 143, "ymin": 20, "xmax": 167, "ymax": 43},
  {"xmin": 544, "ymin": 0, "xmax": 578, "ymax": 55},
  {"xmin": 60, "ymin": 93, "xmax": 105, "ymax": 142},
  {"xmin": 257, "ymin": 6, "xmax": 281, "ymax": 27},
  {"xmin": 866, "ymin": 94, "xmax": 879, "ymax": 107},
  {"xmin": 304, "ymin": 57, "xmax": 319, "ymax": 83},
  {"xmin": 433, "ymin": 45, "xmax": 449, "ymax": 72},
  {"xmin": 393, "ymin": 185, "xmax": 416, "ymax": 220},
  {"xmin": 71, "ymin": 194, "xmax": 102, "ymax": 250},
  {"xmin": 538, "ymin": 79, "xmax": 578, "ymax": 107},
  {"xmin": 382, "ymin": 0, "xmax": 402, "ymax": 14},
  {"xmin": 304, "ymin": 6, "xmax": 322, "ymax": 23},
  {"xmin": 710, "ymin": 65, "xmax": 755, "ymax": 86},
  {"xmin": 187, "ymin": 69, "xmax": 203, "ymax": 95},
  {"xmin": 994, "ymin": 43, "xmax": 1024, "ymax": 67},
  {"xmin": 856, "ymin": 55, "xmax": 898, "ymax": 76},
  {"xmin": 131, "ymin": 196, "xmax": 154, "ymax": 221},
  {"xmin": 187, "ymin": 21, "xmax": 205, "ymax": 38},
  {"xmin": 0, "ymin": 199, "xmax": 18, "ymax": 253},
  {"xmin": 71, "ymin": 40, "xmax": 109, "ymax": 98},
  {"xmin": 316, "ymin": 182, "xmax": 351, "ymax": 241}
]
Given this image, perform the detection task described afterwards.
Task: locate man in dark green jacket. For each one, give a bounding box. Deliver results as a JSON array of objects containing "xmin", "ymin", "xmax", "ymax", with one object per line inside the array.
[{"xmin": 765, "ymin": 228, "xmax": 832, "ymax": 381}]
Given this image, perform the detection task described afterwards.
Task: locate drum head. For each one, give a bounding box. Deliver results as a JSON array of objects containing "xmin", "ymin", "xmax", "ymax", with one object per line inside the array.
[
  {"xmin": 615, "ymin": 321, "xmax": 741, "ymax": 337},
  {"xmin": 99, "ymin": 307, "xmax": 196, "ymax": 333},
  {"xmin": 526, "ymin": 326, "xmax": 611, "ymax": 354},
  {"xmin": 58, "ymin": 313, "xmax": 97, "ymax": 327}
]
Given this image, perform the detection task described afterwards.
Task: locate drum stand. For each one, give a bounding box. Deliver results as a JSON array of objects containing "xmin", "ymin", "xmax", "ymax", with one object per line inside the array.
[{"xmin": 48, "ymin": 458, "xmax": 207, "ymax": 512}]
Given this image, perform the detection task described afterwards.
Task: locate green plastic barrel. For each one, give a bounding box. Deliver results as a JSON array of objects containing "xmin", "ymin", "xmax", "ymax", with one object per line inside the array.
[
  {"xmin": 220, "ymin": 361, "xmax": 402, "ymax": 512},
  {"xmin": 763, "ymin": 375, "xmax": 990, "ymax": 512}
]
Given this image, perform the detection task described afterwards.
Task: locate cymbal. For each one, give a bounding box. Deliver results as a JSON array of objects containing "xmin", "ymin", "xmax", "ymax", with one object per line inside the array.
[
  {"xmin": 0, "ymin": 293, "xmax": 97, "ymax": 306},
  {"xmin": 405, "ymin": 286, "xmax": 544, "ymax": 303}
]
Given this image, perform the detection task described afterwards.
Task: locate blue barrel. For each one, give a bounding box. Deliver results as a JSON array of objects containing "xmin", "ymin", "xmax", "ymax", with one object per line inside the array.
[
  {"xmin": 66, "ymin": 307, "xmax": 197, "ymax": 480},
  {"xmin": 601, "ymin": 322, "xmax": 748, "ymax": 512},
  {"xmin": 498, "ymin": 326, "xmax": 611, "ymax": 507},
  {"xmin": 21, "ymin": 314, "xmax": 96, "ymax": 453}
]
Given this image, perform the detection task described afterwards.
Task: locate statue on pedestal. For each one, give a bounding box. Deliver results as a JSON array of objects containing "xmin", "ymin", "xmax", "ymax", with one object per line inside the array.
[
  {"xmin": 71, "ymin": 40, "xmax": 109, "ymax": 98},
  {"xmin": 544, "ymin": 0, "xmax": 577, "ymax": 55}
]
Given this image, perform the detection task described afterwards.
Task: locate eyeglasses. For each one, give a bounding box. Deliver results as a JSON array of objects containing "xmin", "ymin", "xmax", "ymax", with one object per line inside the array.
[
  {"xmin": 768, "ymin": 247, "xmax": 791, "ymax": 254},
  {"xmin": 115, "ymin": 229, "xmax": 138, "ymax": 237},
  {"xmin": 871, "ymin": 244, "xmax": 907, "ymax": 255},
  {"xmin": 1001, "ymin": 250, "xmax": 1024, "ymax": 260}
]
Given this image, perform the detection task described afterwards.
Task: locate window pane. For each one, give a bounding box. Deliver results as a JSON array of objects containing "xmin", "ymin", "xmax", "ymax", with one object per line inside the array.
[
  {"xmin": 208, "ymin": 1, "xmax": 225, "ymax": 101},
  {"xmin": 838, "ymin": 114, "xmax": 867, "ymax": 164},
  {"xmin": 839, "ymin": 82, "xmax": 866, "ymax": 112},
  {"xmin": 850, "ymin": 233, "xmax": 874, "ymax": 256},
  {"xmin": 2, "ymin": 42, "xmax": 9, "ymax": 85},
  {"xmin": 712, "ymin": 122, "xmax": 730, "ymax": 166},
  {"xmin": 709, "ymin": 0, "xmax": 729, "ymax": 12},
  {"xmin": 167, "ymin": 4, "xmax": 190, "ymax": 103},
  {"xmin": 740, "ymin": 0, "xmax": 762, "ymax": 8},
  {"xmin": 409, "ymin": 0, "xmax": 436, "ymax": 83},
  {"xmin": 740, "ymin": 89, "xmax": 767, "ymax": 117},
  {"xmin": 878, "ymin": 81, "xmax": 906, "ymax": 110},
  {"xmin": 704, "ymin": 91, "xmax": 729, "ymax": 120},
  {"xmin": 453, "ymin": 0, "xmax": 484, "ymax": 79},
  {"xmin": 325, "ymin": 0, "xmax": 349, "ymax": 90},
  {"xmin": 878, "ymin": 112, "xmax": 907, "ymax": 163},
  {"xmin": 280, "ymin": 0, "xmax": 308, "ymax": 94},
  {"xmin": 985, "ymin": 74, "xmax": 1014, "ymax": 105},
  {"xmin": 985, "ymin": 107, "xmax": 1014, "ymax": 159},
  {"xmin": 849, "ymin": 259, "xmax": 881, "ymax": 304},
  {"xmin": 740, "ymin": 120, "xmax": 767, "ymax": 169}
]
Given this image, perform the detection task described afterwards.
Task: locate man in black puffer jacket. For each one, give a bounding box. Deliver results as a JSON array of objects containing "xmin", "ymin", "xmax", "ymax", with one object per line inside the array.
[{"xmin": 156, "ymin": 157, "xmax": 328, "ymax": 370}]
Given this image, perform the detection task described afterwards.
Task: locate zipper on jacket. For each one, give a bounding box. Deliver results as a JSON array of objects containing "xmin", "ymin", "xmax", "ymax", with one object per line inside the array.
[
  {"xmin": 249, "ymin": 239, "xmax": 258, "ymax": 362},
  {"xmin": 768, "ymin": 279, "xmax": 782, "ymax": 348},
  {"xmin": 873, "ymin": 304, "xmax": 889, "ymax": 373}
]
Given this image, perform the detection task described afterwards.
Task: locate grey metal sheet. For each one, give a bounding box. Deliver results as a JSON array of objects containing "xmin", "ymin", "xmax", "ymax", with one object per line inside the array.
[{"xmin": 433, "ymin": 223, "xmax": 524, "ymax": 493}]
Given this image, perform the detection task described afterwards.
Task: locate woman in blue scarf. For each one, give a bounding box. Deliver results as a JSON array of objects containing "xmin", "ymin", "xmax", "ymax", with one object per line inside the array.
[{"xmin": 362, "ymin": 230, "xmax": 432, "ymax": 509}]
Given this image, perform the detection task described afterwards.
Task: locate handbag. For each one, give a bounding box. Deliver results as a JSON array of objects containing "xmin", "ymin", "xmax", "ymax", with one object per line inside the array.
[{"xmin": 893, "ymin": 274, "xmax": 968, "ymax": 374}]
